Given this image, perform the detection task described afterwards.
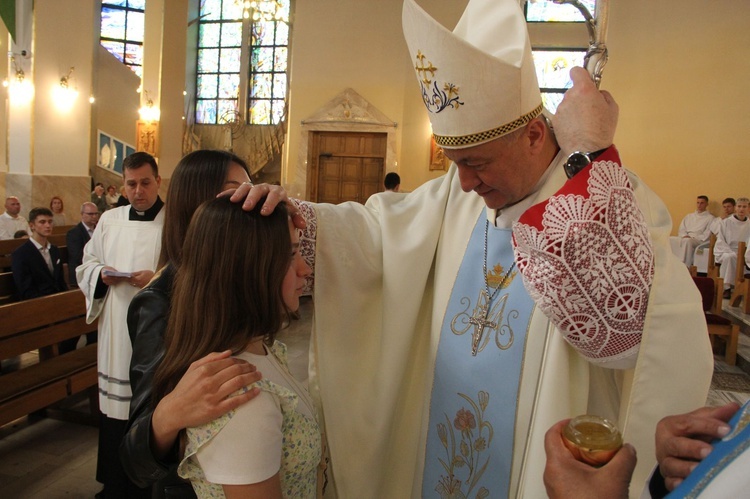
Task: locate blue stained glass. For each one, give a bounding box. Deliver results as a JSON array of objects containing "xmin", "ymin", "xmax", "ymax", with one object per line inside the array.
[
  {"xmin": 220, "ymin": 22, "xmax": 243, "ymax": 46},
  {"xmin": 196, "ymin": 100, "xmax": 218, "ymax": 124},
  {"xmin": 103, "ymin": 1, "xmax": 127, "ymax": 7},
  {"xmin": 275, "ymin": 22, "xmax": 289, "ymax": 45},
  {"xmin": 218, "ymin": 100, "xmax": 237, "ymax": 121},
  {"xmin": 249, "ymin": 99, "xmax": 271, "ymax": 124},
  {"xmin": 124, "ymin": 43, "xmax": 143, "ymax": 66},
  {"xmin": 526, "ymin": 0, "xmax": 596, "ymax": 22},
  {"xmin": 219, "ymin": 74, "xmax": 240, "ymax": 98},
  {"xmin": 198, "ymin": 48, "xmax": 220, "ymax": 73},
  {"xmin": 274, "ymin": 47, "xmax": 287, "ymax": 72},
  {"xmin": 219, "ymin": 48, "xmax": 242, "ymax": 72},
  {"xmin": 101, "ymin": 7, "xmax": 126, "ymax": 39},
  {"xmin": 272, "ymin": 99, "xmax": 285, "ymax": 124},
  {"xmin": 128, "ymin": 0, "xmax": 146, "ymax": 10},
  {"xmin": 200, "ymin": 0, "xmax": 223, "ymax": 21},
  {"xmin": 273, "ymin": 74, "xmax": 286, "ymax": 98},
  {"xmin": 251, "ymin": 74, "xmax": 272, "ymax": 98},
  {"xmin": 200, "ymin": 23, "xmax": 222, "ymax": 47},
  {"xmin": 126, "ymin": 11, "xmax": 145, "ymax": 42},
  {"xmin": 101, "ymin": 40, "xmax": 125, "ymax": 63},
  {"xmin": 221, "ymin": 0, "xmax": 243, "ymax": 20},
  {"xmin": 198, "ymin": 74, "xmax": 219, "ymax": 99}
]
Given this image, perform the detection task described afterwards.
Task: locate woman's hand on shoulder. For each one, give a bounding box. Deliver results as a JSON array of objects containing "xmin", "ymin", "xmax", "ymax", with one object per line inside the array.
[{"xmin": 151, "ymin": 350, "xmax": 262, "ymax": 457}]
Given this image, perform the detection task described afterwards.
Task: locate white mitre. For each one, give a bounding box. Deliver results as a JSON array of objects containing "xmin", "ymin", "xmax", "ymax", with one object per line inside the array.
[{"xmin": 402, "ymin": 0, "xmax": 543, "ymax": 149}]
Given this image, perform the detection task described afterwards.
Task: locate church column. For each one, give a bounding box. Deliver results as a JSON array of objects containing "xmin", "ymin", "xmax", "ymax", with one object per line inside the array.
[{"xmin": 141, "ymin": 0, "xmax": 188, "ymax": 181}]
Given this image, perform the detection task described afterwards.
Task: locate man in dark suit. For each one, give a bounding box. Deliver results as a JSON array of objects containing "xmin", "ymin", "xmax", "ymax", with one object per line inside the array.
[
  {"xmin": 66, "ymin": 202, "xmax": 100, "ymax": 287},
  {"xmin": 12, "ymin": 207, "xmax": 71, "ymax": 350}
]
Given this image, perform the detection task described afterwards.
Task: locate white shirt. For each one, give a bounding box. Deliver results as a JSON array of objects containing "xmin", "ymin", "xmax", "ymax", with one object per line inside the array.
[
  {"xmin": 0, "ymin": 212, "xmax": 29, "ymax": 239},
  {"xmin": 678, "ymin": 210, "xmax": 715, "ymax": 241}
]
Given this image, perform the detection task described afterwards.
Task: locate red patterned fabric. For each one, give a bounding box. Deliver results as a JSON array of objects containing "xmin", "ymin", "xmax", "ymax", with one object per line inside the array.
[{"xmin": 512, "ymin": 147, "xmax": 655, "ymax": 364}]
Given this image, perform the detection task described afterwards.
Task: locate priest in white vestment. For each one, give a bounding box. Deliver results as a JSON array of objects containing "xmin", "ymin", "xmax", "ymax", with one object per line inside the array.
[
  {"xmin": 714, "ymin": 197, "xmax": 750, "ymax": 293},
  {"xmin": 303, "ymin": 1, "xmax": 713, "ymax": 498},
  {"xmin": 77, "ymin": 153, "xmax": 164, "ymax": 498},
  {"xmin": 677, "ymin": 196, "xmax": 715, "ymax": 267}
]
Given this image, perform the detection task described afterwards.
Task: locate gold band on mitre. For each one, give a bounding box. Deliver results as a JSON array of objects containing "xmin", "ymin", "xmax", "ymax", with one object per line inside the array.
[{"xmin": 433, "ymin": 103, "xmax": 545, "ymax": 149}]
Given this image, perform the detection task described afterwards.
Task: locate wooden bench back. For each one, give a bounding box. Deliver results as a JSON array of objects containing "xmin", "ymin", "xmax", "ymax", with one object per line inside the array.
[
  {"xmin": 737, "ymin": 241, "xmax": 748, "ymax": 284},
  {"xmin": 707, "ymin": 233, "xmax": 718, "ymax": 278},
  {"xmin": 52, "ymin": 224, "xmax": 75, "ymax": 235},
  {"xmin": 0, "ymin": 290, "xmax": 97, "ymax": 360}
]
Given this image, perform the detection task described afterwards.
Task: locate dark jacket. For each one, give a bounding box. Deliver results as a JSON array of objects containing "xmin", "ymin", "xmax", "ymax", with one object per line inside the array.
[
  {"xmin": 66, "ymin": 222, "xmax": 91, "ymax": 287},
  {"xmin": 11, "ymin": 239, "xmax": 68, "ymax": 300},
  {"xmin": 120, "ymin": 265, "xmax": 195, "ymax": 498}
]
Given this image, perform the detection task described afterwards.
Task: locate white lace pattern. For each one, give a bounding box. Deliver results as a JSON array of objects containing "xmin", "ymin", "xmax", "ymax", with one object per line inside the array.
[{"xmin": 512, "ymin": 161, "xmax": 654, "ymax": 364}]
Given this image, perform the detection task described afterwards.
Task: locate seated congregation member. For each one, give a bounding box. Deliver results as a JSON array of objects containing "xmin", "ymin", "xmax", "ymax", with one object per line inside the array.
[
  {"xmin": 11, "ymin": 207, "xmax": 68, "ymax": 300},
  {"xmin": 152, "ymin": 197, "xmax": 318, "ymax": 498},
  {"xmin": 106, "ymin": 185, "xmax": 120, "ymax": 208},
  {"xmin": 122, "ymin": 150, "xmax": 267, "ymax": 497},
  {"xmin": 11, "ymin": 208, "xmax": 72, "ymax": 351},
  {"xmin": 710, "ymin": 197, "xmax": 736, "ymax": 235},
  {"xmin": 66, "ymin": 202, "xmax": 100, "ymax": 287},
  {"xmin": 0, "ymin": 196, "xmax": 28, "ymax": 240},
  {"xmin": 714, "ymin": 197, "xmax": 750, "ymax": 297},
  {"xmin": 677, "ymin": 195, "xmax": 714, "ymax": 267},
  {"xmin": 50, "ymin": 196, "xmax": 67, "ymax": 226}
]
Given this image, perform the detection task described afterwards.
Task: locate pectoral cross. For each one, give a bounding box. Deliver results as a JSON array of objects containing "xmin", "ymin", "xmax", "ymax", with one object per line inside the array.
[{"xmin": 469, "ymin": 290, "xmax": 497, "ymax": 356}]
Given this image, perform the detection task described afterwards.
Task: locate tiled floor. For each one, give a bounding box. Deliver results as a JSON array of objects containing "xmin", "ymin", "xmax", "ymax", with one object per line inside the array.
[{"xmin": 2, "ymin": 295, "xmax": 750, "ymax": 498}]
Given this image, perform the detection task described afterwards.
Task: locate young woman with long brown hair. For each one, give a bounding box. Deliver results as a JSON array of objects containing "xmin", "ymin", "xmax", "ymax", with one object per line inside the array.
[{"xmin": 153, "ymin": 197, "xmax": 317, "ymax": 498}]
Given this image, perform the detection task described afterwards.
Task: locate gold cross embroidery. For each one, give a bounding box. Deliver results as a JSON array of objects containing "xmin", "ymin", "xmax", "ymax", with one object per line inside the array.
[{"xmin": 415, "ymin": 50, "xmax": 437, "ymax": 85}]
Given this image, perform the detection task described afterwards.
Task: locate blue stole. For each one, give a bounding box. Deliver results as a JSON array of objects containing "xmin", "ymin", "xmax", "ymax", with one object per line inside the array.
[
  {"xmin": 422, "ymin": 212, "xmax": 535, "ymax": 498},
  {"xmin": 668, "ymin": 401, "xmax": 750, "ymax": 498}
]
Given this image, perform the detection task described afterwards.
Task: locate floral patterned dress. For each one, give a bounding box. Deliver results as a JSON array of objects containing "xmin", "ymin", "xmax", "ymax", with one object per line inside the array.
[{"xmin": 178, "ymin": 342, "xmax": 321, "ymax": 498}]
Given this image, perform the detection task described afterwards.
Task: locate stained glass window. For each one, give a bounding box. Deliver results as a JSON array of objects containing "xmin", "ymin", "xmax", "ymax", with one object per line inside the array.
[
  {"xmin": 100, "ymin": 1, "xmax": 145, "ymax": 77},
  {"xmin": 532, "ymin": 49, "xmax": 586, "ymax": 113},
  {"xmin": 196, "ymin": 0, "xmax": 243, "ymax": 125},
  {"xmin": 196, "ymin": 0, "xmax": 290, "ymax": 125},
  {"xmin": 525, "ymin": 0, "xmax": 596, "ymax": 22}
]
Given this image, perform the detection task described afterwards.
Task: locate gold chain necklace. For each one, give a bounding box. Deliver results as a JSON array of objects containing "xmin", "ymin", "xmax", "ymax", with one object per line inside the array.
[{"xmin": 469, "ymin": 220, "xmax": 516, "ymax": 356}]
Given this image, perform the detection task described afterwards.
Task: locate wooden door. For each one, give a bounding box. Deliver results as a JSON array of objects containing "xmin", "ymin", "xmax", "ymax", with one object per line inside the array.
[{"xmin": 308, "ymin": 132, "xmax": 386, "ymax": 204}]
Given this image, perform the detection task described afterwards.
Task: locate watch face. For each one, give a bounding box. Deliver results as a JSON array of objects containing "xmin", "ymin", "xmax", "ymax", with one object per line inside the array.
[{"xmin": 564, "ymin": 152, "xmax": 591, "ymax": 179}]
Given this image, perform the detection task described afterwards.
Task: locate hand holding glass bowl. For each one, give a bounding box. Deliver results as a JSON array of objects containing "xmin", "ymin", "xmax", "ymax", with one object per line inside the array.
[{"xmin": 562, "ymin": 415, "xmax": 623, "ymax": 466}]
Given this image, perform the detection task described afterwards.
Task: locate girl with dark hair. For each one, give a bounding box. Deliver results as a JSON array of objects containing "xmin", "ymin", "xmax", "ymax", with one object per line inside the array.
[
  {"xmin": 155, "ymin": 197, "xmax": 317, "ymax": 498},
  {"xmin": 123, "ymin": 150, "xmax": 264, "ymax": 497}
]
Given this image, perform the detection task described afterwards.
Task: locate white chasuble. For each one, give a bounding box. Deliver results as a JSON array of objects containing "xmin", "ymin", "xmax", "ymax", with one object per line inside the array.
[
  {"xmin": 308, "ymin": 151, "xmax": 713, "ymax": 499},
  {"xmin": 77, "ymin": 206, "xmax": 163, "ymax": 419}
]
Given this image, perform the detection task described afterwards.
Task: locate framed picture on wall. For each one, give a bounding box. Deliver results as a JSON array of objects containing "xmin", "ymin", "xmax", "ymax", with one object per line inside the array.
[
  {"xmin": 429, "ymin": 137, "xmax": 451, "ymax": 171},
  {"xmin": 97, "ymin": 130, "xmax": 136, "ymax": 172},
  {"xmin": 98, "ymin": 131, "xmax": 113, "ymax": 169},
  {"xmin": 113, "ymin": 140, "xmax": 125, "ymax": 173}
]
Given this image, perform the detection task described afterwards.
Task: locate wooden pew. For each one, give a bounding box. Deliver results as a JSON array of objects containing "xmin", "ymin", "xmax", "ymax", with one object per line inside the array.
[
  {"xmin": 0, "ymin": 290, "xmax": 99, "ymax": 427},
  {"xmin": 52, "ymin": 224, "xmax": 75, "ymax": 235},
  {"xmin": 730, "ymin": 241, "xmax": 750, "ymax": 314}
]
